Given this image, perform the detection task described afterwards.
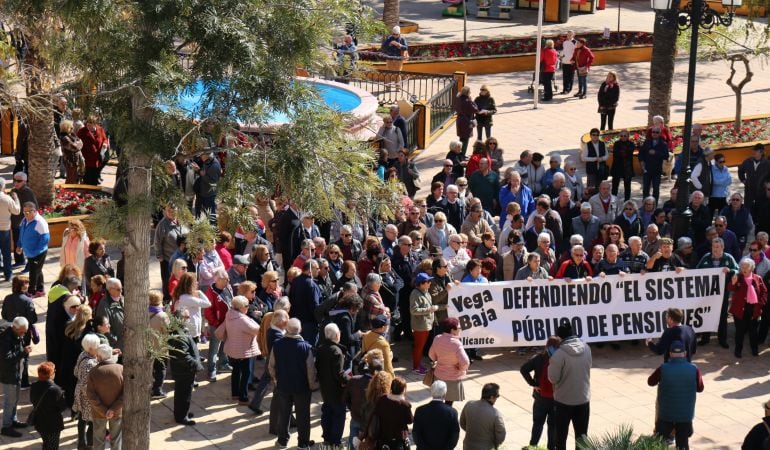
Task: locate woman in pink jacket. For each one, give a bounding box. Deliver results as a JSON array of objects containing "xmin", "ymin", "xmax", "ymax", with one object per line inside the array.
[
  {"xmin": 217, "ymin": 295, "xmax": 261, "ymax": 403},
  {"xmin": 428, "ymin": 317, "xmax": 470, "ymax": 405}
]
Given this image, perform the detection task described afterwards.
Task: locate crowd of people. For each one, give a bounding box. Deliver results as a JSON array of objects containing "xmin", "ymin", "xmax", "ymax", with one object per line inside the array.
[{"xmin": 4, "ymin": 66, "xmax": 770, "ymax": 450}]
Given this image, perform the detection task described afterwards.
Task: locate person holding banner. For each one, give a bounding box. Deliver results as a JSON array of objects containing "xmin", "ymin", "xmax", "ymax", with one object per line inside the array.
[
  {"xmin": 515, "ymin": 253, "xmax": 552, "ymax": 281},
  {"xmin": 410, "ymin": 273, "xmax": 438, "ymax": 375},
  {"xmin": 503, "ymin": 232, "xmax": 529, "ymax": 280},
  {"xmin": 695, "ymin": 237, "xmax": 738, "ymax": 348},
  {"xmin": 533, "ymin": 233, "xmax": 557, "ymax": 275},
  {"xmin": 520, "ymin": 335, "xmax": 562, "ymax": 450},
  {"xmin": 554, "ymin": 246, "xmax": 593, "ymax": 282},
  {"xmin": 728, "ymin": 258, "xmax": 768, "ymax": 358},
  {"xmin": 646, "ymin": 238, "xmax": 685, "ymax": 273}
]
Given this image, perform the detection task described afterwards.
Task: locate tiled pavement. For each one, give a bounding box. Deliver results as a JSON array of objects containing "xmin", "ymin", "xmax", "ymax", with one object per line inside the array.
[{"xmin": 2, "ymin": 1, "xmax": 770, "ymax": 448}]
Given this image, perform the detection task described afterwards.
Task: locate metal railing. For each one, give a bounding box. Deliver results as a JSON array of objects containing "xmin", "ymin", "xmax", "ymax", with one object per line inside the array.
[
  {"xmin": 323, "ymin": 69, "xmax": 455, "ymax": 106},
  {"xmin": 404, "ymin": 109, "xmax": 419, "ymax": 152},
  {"xmin": 428, "ymin": 79, "xmax": 457, "ymax": 135}
]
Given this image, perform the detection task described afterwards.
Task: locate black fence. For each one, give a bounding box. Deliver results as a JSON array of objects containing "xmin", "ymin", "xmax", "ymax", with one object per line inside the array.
[
  {"xmin": 324, "ymin": 69, "xmax": 455, "ymax": 106},
  {"xmin": 428, "ymin": 80, "xmax": 457, "ymax": 135},
  {"xmin": 404, "ymin": 109, "xmax": 420, "ymax": 152}
]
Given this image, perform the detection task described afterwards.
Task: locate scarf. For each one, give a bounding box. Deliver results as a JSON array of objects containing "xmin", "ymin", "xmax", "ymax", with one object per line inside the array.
[
  {"xmin": 604, "ymin": 81, "xmax": 616, "ymax": 90},
  {"xmin": 149, "ymin": 305, "xmax": 164, "ymax": 315},
  {"xmin": 746, "ymin": 276, "xmax": 758, "ymax": 305}
]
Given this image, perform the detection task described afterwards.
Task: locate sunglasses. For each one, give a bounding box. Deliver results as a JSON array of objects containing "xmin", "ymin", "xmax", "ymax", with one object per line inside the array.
[
  {"xmin": 731, "ymin": 199, "xmax": 741, "ymax": 202},
  {"xmin": 457, "ymin": 184, "xmax": 467, "ymax": 187},
  {"xmin": 717, "ymin": 160, "xmax": 725, "ymax": 164},
  {"xmin": 435, "ymin": 219, "xmax": 444, "ymax": 222},
  {"xmin": 444, "ymin": 164, "xmax": 453, "ymax": 168},
  {"xmin": 341, "ymin": 234, "xmax": 352, "ymax": 237},
  {"xmin": 329, "ymin": 251, "xmax": 339, "ymax": 255},
  {"xmin": 590, "ymin": 133, "xmax": 599, "ymax": 136},
  {"xmin": 624, "ymin": 207, "xmax": 634, "ymax": 211},
  {"xmin": 751, "ymin": 248, "xmax": 761, "ymax": 252},
  {"xmin": 610, "ymin": 232, "xmax": 620, "ymax": 235},
  {"xmin": 13, "ymin": 179, "xmax": 23, "ymax": 183}
]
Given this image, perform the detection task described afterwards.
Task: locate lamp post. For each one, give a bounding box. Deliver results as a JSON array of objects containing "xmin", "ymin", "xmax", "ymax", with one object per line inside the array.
[{"xmin": 651, "ymin": 0, "xmax": 741, "ymax": 241}]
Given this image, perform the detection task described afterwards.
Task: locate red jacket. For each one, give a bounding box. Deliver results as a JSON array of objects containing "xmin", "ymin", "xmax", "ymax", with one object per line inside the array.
[
  {"xmin": 540, "ymin": 48, "xmax": 559, "ymax": 73},
  {"xmin": 77, "ymin": 125, "xmax": 108, "ymax": 168},
  {"xmin": 204, "ymin": 286, "xmax": 231, "ymax": 328},
  {"xmin": 645, "ymin": 125, "xmax": 675, "ymax": 150},
  {"xmin": 728, "ymin": 273, "xmax": 767, "ymax": 320},
  {"xmin": 572, "ymin": 46, "xmax": 595, "ymax": 69}
]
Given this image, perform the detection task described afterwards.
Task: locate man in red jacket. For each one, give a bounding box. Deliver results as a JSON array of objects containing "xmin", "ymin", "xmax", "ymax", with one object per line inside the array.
[{"xmin": 204, "ymin": 269, "xmax": 233, "ymax": 382}]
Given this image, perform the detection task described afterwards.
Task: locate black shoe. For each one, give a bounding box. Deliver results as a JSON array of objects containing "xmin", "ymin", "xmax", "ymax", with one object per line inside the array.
[
  {"xmin": 276, "ymin": 439, "xmax": 289, "ymax": 448},
  {"xmin": 698, "ymin": 337, "xmax": 710, "ymax": 346},
  {"xmin": 11, "ymin": 421, "xmax": 27, "ymax": 429},
  {"xmin": 248, "ymin": 405, "xmax": 264, "ymax": 416},
  {"xmin": 579, "ymin": 94, "xmax": 586, "ymax": 99},
  {"xmin": 752, "ymin": 350, "xmax": 759, "ymax": 356},
  {"xmin": 297, "ymin": 440, "xmax": 315, "ymax": 449},
  {"xmin": 152, "ymin": 391, "xmax": 167, "ymax": 399},
  {"xmin": 573, "ymin": 92, "xmax": 582, "ymax": 97},
  {"xmin": 176, "ymin": 418, "xmax": 196, "ymax": 426},
  {"xmin": 248, "ymin": 383, "xmax": 257, "ymax": 391},
  {"xmin": 1, "ymin": 427, "xmax": 22, "ymax": 437},
  {"xmin": 187, "ymin": 412, "xmax": 195, "ymax": 418},
  {"xmin": 734, "ymin": 351, "xmax": 742, "ymax": 358},
  {"xmin": 719, "ymin": 341, "xmax": 730, "ymax": 349},
  {"xmin": 392, "ymin": 356, "xmax": 399, "ymax": 363}
]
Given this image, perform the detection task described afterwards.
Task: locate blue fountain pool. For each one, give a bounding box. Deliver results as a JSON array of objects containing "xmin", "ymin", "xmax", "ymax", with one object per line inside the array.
[{"xmin": 174, "ymin": 79, "xmax": 363, "ymax": 124}]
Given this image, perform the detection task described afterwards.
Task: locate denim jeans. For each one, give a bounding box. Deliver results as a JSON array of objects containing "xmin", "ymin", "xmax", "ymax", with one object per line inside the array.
[
  {"xmin": 577, "ymin": 76, "xmax": 587, "ymax": 95},
  {"xmin": 476, "ymin": 123, "xmax": 492, "ymax": 141},
  {"xmin": 321, "ymin": 401, "xmax": 347, "ymax": 445},
  {"xmin": 2, "ymin": 382, "xmax": 19, "ymax": 428},
  {"xmin": 0, "ymin": 230, "xmax": 12, "ymax": 279},
  {"xmin": 530, "ymin": 394, "xmax": 556, "ymax": 449},
  {"xmin": 207, "ymin": 325, "xmax": 228, "ymax": 377},
  {"xmin": 93, "ymin": 417, "xmax": 122, "ymax": 450},
  {"xmin": 349, "ymin": 419, "xmax": 363, "ymax": 450}
]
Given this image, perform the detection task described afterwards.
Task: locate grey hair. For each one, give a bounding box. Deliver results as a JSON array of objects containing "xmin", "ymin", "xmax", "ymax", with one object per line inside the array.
[
  {"xmin": 385, "ymin": 224, "xmax": 399, "ymax": 233},
  {"xmin": 570, "ymin": 234, "xmax": 584, "ymax": 245},
  {"xmin": 81, "ymin": 334, "xmax": 101, "ymax": 352},
  {"xmin": 13, "ymin": 171, "xmax": 27, "ymax": 181},
  {"xmin": 652, "ymin": 115, "xmax": 664, "ymax": 124},
  {"xmin": 571, "ymin": 245, "xmax": 585, "ymax": 256},
  {"xmin": 12, "ymin": 316, "xmax": 28, "ymax": 329},
  {"xmin": 677, "ymin": 237, "xmax": 693, "ymax": 249},
  {"xmin": 231, "ymin": 295, "xmax": 249, "ymax": 309},
  {"xmin": 430, "ymin": 380, "xmax": 448, "ymax": 399},
  {"xmin": 215, "ymin": 268, "xmax": 229, "ymax": 280},
  {"xmin": 740, "ymin": 257, "xmax": 756, "ymax": 271},
  {"xmin": 340, "ymin": 224, "xmax": 353, "ymax": 234},
  {"xmin": 106, "ymin": 278, "xmax": 122, "ymax": 290},
  {"xmin": 711, "ymin": 237, "xmax": 725, "ymax": 248},
  {"xmin": 449, "ymin": 140, "xmax": 462, "ymax": 151},
  {"xmin": 628, "ymin": 236, "xmax": 643, "ymax": 245},
  {"xmin": 366, "ymin": 272, "xmax": 382, "ymax": 288},
  {"xmin": 537, "ymin": 232, "xmax": 551, "ymax": 244},
  {"xmin": 553, "ymin": 172, "xmax": 566, "ymax": 182},
  {"xmin": 96, "ymin": 344, "xmax": 114, "ymax": 362},
  {"xmin": 286, "ymin": 318, "xmax": 302, "ymax": 336},
  {"xmin": 324, "ymin": 323, "xmax": 341, "ymax": 341},
  {"xmin": 271, "ymin": 310, "xmax": 290, "ymax": 327},
  {"xmin": 301, "ymin": 239, "xmax": 315, "ymax": 249},
  {"xmin": 398, "ymin": 235, "xmax": 412, "ymax": 245},
  {"xmin": 580, "ymin": 203, "xmax": 592, "ymax": 212},
  {"xmin": 274, "ymin": 297, "xmax": 291, "ymax": 312}
]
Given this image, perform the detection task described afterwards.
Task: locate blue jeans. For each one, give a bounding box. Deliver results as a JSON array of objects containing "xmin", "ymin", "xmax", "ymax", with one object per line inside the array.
[
  {"xmin": 530, "ymin": 394, "xmax": 556, "ymax": 449},
  {"xmin": 2, "ymin": 382, "xmax": 19, "ymax": 427},
  {"xmin": 321, "ymin": 401, "xmax": 347, "ymax": 445},
  {"xmin": 207, "ymin": 325, "xmax": 228, "ymax": 377},
  {"xmin": 349, "ymin": 419, "xmax": 363, "ymax": 450},
  {"xmin": 476, "ymin": 123, "xmax": 492, "ymax": 141},
  {"xmin": 249, "ymin": 364, "xmax": 273, "ymax": 412},
  {"xmin": 578, "ymin": 76, "xmax": 587, "ymax": 95},
  {"xmin": 0, "ymin": 230, "xmax": 12, "ymax": 279}
]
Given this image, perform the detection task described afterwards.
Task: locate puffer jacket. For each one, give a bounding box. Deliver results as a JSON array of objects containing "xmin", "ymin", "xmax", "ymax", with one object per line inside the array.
[
  {"xmin": 218, "ymin": 309, "xmax": 260, "ymax": 359},
  {"xmin": 428, "ymin": 332, "xmax": 470, "ymax": 381}
]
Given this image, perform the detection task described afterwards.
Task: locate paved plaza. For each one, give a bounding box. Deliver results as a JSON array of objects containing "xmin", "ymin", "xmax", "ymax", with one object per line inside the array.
[{"xmin": 2, "ymin": 1, "xmax": 770, "ymax": 448}]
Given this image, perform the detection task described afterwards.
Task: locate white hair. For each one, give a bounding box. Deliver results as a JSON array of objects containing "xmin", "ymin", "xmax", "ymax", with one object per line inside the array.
[
  {"xmin": 628, "ymin": 236, "xmax": 643, "ymax": 245},
  {"xmin": 231, "ymin": 295, "xmax": 249, "ymax": 309},
  {"xmin": 570, "ymin": 234, "xmax": 584, "ymax": 245},
  {"xmin": 12, "ymin": 316, "xmax": 28, "ymax": 329},
  {"xmin": 324, "ymin": 323, "xmax": 341, "ymax": 341},
  {"xmin": 340, "ymin": 224, "xmax": 353, "ymax": 234},
  {"xmin": 106, "ymin": 278, "xmax": 122, "ymax": 290},
  {"xmin": 553, "ymin": 172, "xmax": 566, "ymax": 182},
  {"xmin": 580, "ymin": 203, "xmax": 592, "ymax": 212},
  {"xmin": 430, "ymin": 380, "xmax": 448, "ymax": 399},
  {"xmin": 571, "ymin": 245, "xmax": 585, "ymax": 256},
  {"xmin": 96, "ymin": 344, "xmax": 114, "ymax": 362},
  {"xmin": 81, "ymin": 333, "xmax": 101, "ymax": 352},
  {"xmin": 286, "ymin": 318, "xmax": 302, "ymax": 336},
  {"xmin": 537, "ymin": 232, "xmax": 551, "ymax": 244},
  {"xmin": 274, "ymin": 297, "xmax": 291, "ymax": 312}
]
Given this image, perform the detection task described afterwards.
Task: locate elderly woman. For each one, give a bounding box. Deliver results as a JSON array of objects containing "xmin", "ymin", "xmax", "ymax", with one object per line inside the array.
[
  {"xmin": 256, "ymin": 271, "xmax": 281, "ymax": 312},
  {"xmin": 410, "ymin": 273, "xmax": 438, "ymax": 374},
  {"xmin": 445, "ymin": 140, "xmax": 467, "ymax": 178},
  {"xmin": 217, "ymin": 295, "xmax": 261, "ymax": 403},
  {"xmin": 30, "ymin": 361, "xmax": 67, "ymax": 450},
  {"xmin": 540, "ymin": 39, "xmax": 559, "ymax": 101},
  {"xmin": 555, "ymin": 245, "xmax": 593, "ymax": 281},
  {"xmin": 335, "ymin": 260, "xmax": 360, "ymax": 293},
  {"xmin": 361, "ymin": 273, "xmax": 389, "ymax": 331},
  {"xmin": 728, "ymin": 258, "xmax": 768, "ymax": 358},
  {"xmin": 167, "ymin": 258, "xmax": 188, "ymax": 308},
  {"xmin": 474, "ymin": 86, "xmax": 497, "ymax": 140},
  {"xmin": 246, "ymin": 244, "xmax": 278, "ymax": 285},
  {"xmin": 425, "ymin": 212, "xmax": 457, "ymax": 252},
  {"xmin": 61, "ymin": 220, "xmax": 90, "ymax": 275},
  {"xmin": 83, "ymin": 239, "xmax": 114, "ymax": 296},
  {"xmin": 516, "ymin": 253, "xmax": 552, "ymax": 281},
  {"xmin": 60, "ymin": 119, "xmax": 84, "ymax": 184},
  {"xmin": 73, "ymin": 333, "xmax": 101, "ymax": 449},
  {"xmin": 428, "ymin": 318, "xmax": 470, "ymax": 406},
  {"xmin": 454, "ymin": 85, "xmax": 479, "ymax": 158},
  {"xmin": 615, "ymin": 200, "xmax": 643, "ymax": 239},
  {"xmin": 533, "ymin": 232, "xmax": 557, "ymax": 274},
  {"xmin": 563, "ymin": 160, "xmax": 584, "ymax": 202},
  {"xmin": 172, "ymin": 272, "xmax": 211, "ymax": 339},
  {"xmin": 485, "ymin": 138, "xmax": 504, "ymax": 174}
]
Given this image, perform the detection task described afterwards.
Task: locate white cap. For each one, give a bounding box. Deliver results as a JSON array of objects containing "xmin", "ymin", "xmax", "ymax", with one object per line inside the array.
[{"xmin": 392, "ymin": 26, "xmax": 401, "ymax": 35}]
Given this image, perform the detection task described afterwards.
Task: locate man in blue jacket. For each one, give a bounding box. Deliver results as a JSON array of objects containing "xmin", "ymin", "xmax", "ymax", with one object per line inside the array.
[
  {"xmin": 638, "ymin": 127, "xmax": 670, "ymax": 202},
  {"xmin": 647, "ymin": 340, "xmax": 705, "ymax": 450},
  {"xmin": 413, "ymin": 380, "xmax": 460, "ymax": 450},
  {"xmin": 16, "ymin": 202, "xmax": 49, "ymax": 297}
]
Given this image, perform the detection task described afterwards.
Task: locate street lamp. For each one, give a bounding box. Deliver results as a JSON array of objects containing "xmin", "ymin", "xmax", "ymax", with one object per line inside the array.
[{"xmin": 651, "ymin": 0, "xmax": 741, "ymax": 241}]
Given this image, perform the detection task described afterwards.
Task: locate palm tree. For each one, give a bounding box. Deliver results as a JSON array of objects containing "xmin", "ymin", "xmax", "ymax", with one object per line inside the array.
[
  {"xmin": 383, "ymin": 0, "xmax": 400, "ymax": 29},
  {"xmin": 647, "ymin": 8, "xmax": 679, "ymax": 126},
  {"xmin": 578, "ymin": 424, "xmax": 668, "ymax": 450}
]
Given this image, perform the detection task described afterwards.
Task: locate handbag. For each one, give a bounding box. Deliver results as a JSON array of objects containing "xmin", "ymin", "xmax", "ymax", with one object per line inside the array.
[
  {"xmin": 577, "ymin": 66, "xmax": 588, "ymax": 76},
  {"xmin": 422, "ymin": 363, "xmax": 436, "ymax": 387},
  {"xmin": 27, "ymin": 385, "xmax": 52, "ymax": 426}
]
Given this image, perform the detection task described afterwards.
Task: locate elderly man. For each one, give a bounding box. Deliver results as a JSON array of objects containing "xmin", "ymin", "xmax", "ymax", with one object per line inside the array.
[
  {"xmin": 10, "ymin": 172, "xmax": 37, "ymax": 269},
  {"xmin": 620, "ymin": 236, "xmax": 649, "ymax": 274},
  {"xmin": 291, "ymin": 213, "xmax": 320, "ymax": 264},
  {"xmin": 227, "ymin": 254, "xmax": 249, "ymax": 289},
  {"xmin": 204, "ymin": 268, "xmax": 234, "ymax": 381},
  {"xmin": 0, "ymin": 317, "xmax": 31, "ymax": 438},
  {"xmin": 0, "ymin": 180, "xmax": 20, "ymax": 281},
  {"xmin": 638, "ymin": 127, "xmax": 670, "ymax": 200},
  {"xmin": 392, "ymin": 236, "xmax": 419, "ymax": 340},
  {"xmin": 96, "ymin": 278, "xmax": 126, "ymax": 350},
  {"xmin": 714, "ymin": 215, "xmax": 742, "ymax": 263},
  {"xmin": 460, "ymin": 383, "xmax": 506, "ymax": 450},
  {"xmin": 549, "ymin": 323, "xmax": 592, "ymax": 450},
  {"xmin": 398, "ymin": 205, "xmax": 428, "ymax": 238},
  {"xmin": 738, "ymin": 143, "xmax": 767, "ymax": 203},
  {"xmin": 499, "ymin": 171, "xmax": 536, "ymax": 228},
  {"xmin": 571, "ymin": 203, "xmax": 600, "ymax": 247},
  {"xmin": 17, "ymin": 201, "xmax": 49, "ymax": 297},
  {"xmin": 439, "ymin": 184, "xmax": 466, "ymax": 231},
  {"xmin": 646, "ymin": 237, "xmax": 685, "ymax": 273},
  {"xmin": 642, "ymin": 224, "xmax": 662, "ymax": 256},
  {"xmin": 588, "ymin": 181, "xmax": 618, "ymax": 225},
  {"xmin": 377, "ymin": 115, "xmax": 405, "ymax": 165},
  {"xmin": 675, "ymin": 236, "xmax": 699, "ymax": 269},
  {"xmin": 468, "ymin": 158, "xmax": 499, "ymax": 213},
  {"xmin": 543, "ymin": 172, "xmax": 567, "ymax": 199},
  {"xmin": 381, "ymin": 224, "xmax": 398, "ymax": 257},
  {"xmin": 269, "ymin": 318, "xmax": 319, "ymax": 449},
  {"xmin": 335, "ymin": 225, "xmax": 363, "ymax": 262},
  {"xmin": 461, "ymin": 204, "xmax": 493, "ymax": 252},
  {"xmin": 432, "ymin": 159, "xmax": 458, "ymax": 192},
  {"xmin": 87, "ymin": 344, "xmax": 124, "ymax": 450},
  {"xmin": 414, "ymin": 380, "xmax": 460, "ymax": 450},
  {"xmin": 155, "ymin": 204, "xmax": 188, "ymax": 300},
  {"xmin": 315, "ymin": 323, "xmax": 348, "ymax": 447},
  {"xmin": 389, "ymin": 104, "xmax": 408, "ymax": 149},
  {"xmin": 541, "ymin": 154, "xmax": 565, "ymax": 193},
  {"xmin": 524, "ymin": 214, "xmax": 555, "ymax": 253}
]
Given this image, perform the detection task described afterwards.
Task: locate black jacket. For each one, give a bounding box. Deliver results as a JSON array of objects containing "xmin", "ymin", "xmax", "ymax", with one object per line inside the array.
[
  {"xmin": 413, "ymin": 399, "xmax": 460, "ymax": 450},
  {"xmin": 29, "ymin": 380, "xmax": 66, "ymax": 433},
  {"xmin": 315, "ymin": 341, "xmax": 348, "ymax": 403},
  {"xmin": 168, "ymin": 332, "xmax": 203, "ymax": 379},
  {"xmin": 742, "ymin": 416, "xmax": 770, "ymax": 450},
  {"xmin": 1, "ymin": 292, "xmax": 37, "ymax": 345},
  {"xmin": 597, "ymin": 82, "xmax": 620, "ymax": 109},
  {"xmin": 45, "ymin": 296, "xmax": 68, "ymax": 367},
  {"xmin": 520, "ymin": 352, "xmax": 548, "ymax": 389},
  {"xmin": 647, "ymin": 324, "xmax": 697, "ymax": 362},
  {"xmin": 0, "ymin": 326, "xmax": 25, "ymax": 384}
]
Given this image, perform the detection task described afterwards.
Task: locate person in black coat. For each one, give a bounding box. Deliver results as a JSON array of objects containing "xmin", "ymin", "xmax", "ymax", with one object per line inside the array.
[
  {"xmin": 742, "ymin": 403, "xmax": 770, "ymax": 450},
  {"xmin": 597, "ymin": 72, "xmax": 620, "ymax": 131},
  {"xmin": 45, "ymin": 276, "xmax": 80, "ymax": 370},
  {"xmin": 276, "ymin": 205, "xmax": 301, "ymax": 272},
  {"xmin": 610, "ymin": 131, "xmax": 635, "ymax": 201},
  {"xmin": 1, "ymin": 276, "xmax": 38, "ymax": 388},
  {"xmin": 29, "ymin": 362, "xmax": 66, "ymax": 450},
  {"xmin": 646, "ymin": 307, "xmax": 696, "ymax": 362},
  {"xmin": 0, "ymin": 317, "xmax": 30, "ymax": 437},
  {"xmin": 412, "ymin": 380, "xmax": 460, "ymax": 450},
  {"xmin": 315, "ymin": 324, "xmax": 350, "ymax": 447},
  {"xmin": 168, "ymin": 311, "xmax": 203, "ymax": 426}
]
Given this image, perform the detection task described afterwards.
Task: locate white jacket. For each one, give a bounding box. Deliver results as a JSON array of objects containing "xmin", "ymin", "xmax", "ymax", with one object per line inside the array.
[{"xmin": 0, "ymin": 192, "xmax": 20, "ymax": 231}]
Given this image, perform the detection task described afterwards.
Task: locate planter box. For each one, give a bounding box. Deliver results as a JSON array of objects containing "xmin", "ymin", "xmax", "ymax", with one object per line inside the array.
[
  {"xmin": 47, "ymin": 184, "xmax": 113, "ymax": 248},
  {"xmin": 580, "ymin": 115, "xmax": 770, "ymax": 176},
  {"xmin": 679, "ymin": 0, "xmax": 766, "ymax": 16}
]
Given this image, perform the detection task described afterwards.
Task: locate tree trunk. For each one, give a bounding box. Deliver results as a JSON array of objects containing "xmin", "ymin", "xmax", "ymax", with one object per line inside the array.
[
  {"xmin": 726, "ymin": 54, "xmax": 753, "ymax": 133},
  {"xmin": 647, "ymin": 10, "xmax": 679, "ymax": 126},
  {"xmin": 121, "ymin": 89, "xmax": 154, "ymax": 449},
  {"xmin": 26, "ymin": 112, "xmax": 56, "ymax": 206},
  {"xmin": 383, "ymin": 0, "xmax": 400, "ymax": 30}
]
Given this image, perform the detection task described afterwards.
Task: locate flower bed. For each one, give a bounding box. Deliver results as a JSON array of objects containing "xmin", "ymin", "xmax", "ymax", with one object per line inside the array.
[
  {"xmin": 361, "ymin": 32, "xmax": 654, "ymax": 61},
  {"xmin": 42, "ymin": 184, "xmax": 113, "ymax": 247},
  {"xmin": 360, "ymin": 32, "xmax": 654, "ymax": 75}
]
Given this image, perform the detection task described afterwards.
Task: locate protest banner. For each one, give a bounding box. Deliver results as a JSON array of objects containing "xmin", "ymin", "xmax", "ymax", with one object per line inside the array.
[{"xmin": 447, "ymin": 268, "xmax": 726, "ymax": 348}]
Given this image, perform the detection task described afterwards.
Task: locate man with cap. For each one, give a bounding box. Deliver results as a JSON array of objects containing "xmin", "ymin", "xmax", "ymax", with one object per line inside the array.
[
  {"xmin": 410, "ymin": 272, "xmax": 438, "ymax": 374},
  {"xmin": 228, "ymin": 254, "xmax": 249, "ymax": 290},
  {"xmin": 647, "ymin": 340, "xmax": 704, "ymax": 450},
  {"xmin": 548, "ymin": 322, "xmax": 592, "ymax": 450},
  {"xmin": 361, "ymin": 315, "xmax": 394, "ymax": 376}
]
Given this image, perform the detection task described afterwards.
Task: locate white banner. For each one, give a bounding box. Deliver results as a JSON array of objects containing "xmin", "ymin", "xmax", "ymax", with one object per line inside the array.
[{"xmin": 447, "ymin": 268, "xmax": 726, "ymax": 348}]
